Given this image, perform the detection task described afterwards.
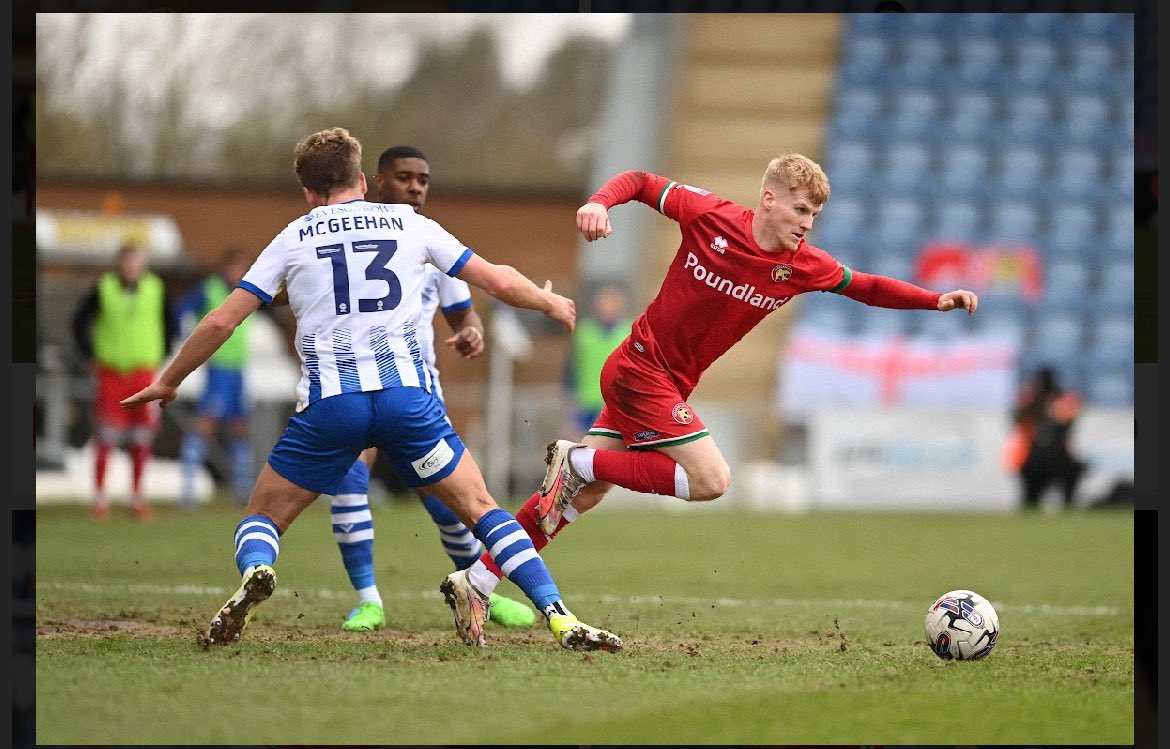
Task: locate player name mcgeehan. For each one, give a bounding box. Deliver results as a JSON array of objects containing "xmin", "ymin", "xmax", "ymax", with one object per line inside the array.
[
  {"xmin": 299, "ymin": 206, "xmax": 404, "ymax": 241},
  {"xmin": 684, "ymin": 251, "xmax": 791, "ymax": 311}
]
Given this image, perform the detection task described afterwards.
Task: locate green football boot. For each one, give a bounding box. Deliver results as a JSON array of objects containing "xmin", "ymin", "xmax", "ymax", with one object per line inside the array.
[
  {"xmin": 487, "ymin": 592, "xmax": 537, "ymax": 629},
  {"xmin": 341, "ymin": 600, "xmax": 386, "ymax": 632}
]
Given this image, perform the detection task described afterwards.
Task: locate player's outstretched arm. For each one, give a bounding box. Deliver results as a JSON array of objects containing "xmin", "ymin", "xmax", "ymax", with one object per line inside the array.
[
  {"xmin": 937, "ymin": 289, "xmax": 979, "ymax": 315},
  {"xmin": 121, "ymin": 287, "xmax": 262, "ymax": 409},
  {"xmin": 455, "ymin": 255, "xmax": 576, "ymax": 333}
]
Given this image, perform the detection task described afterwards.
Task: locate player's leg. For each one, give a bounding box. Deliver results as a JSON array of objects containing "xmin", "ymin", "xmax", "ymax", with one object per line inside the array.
[
  {"xmin": 425, "ymin": 452, "xmax": 619, "ymax": 651},
  {"xmin": 124, "ymin": 369, "xmax": 161, "ymax": 520},
  {"xmin": 207, "ymin": 392, "xmax": 368, "ymax": 646},
  {"xmin": 416, "ymin": 486, "xmax": 536, "ymax": 629},
  {"xmin": 466, "ymin": 433, "xmax": 622, "ymax": 601},
  {"xmin": 90, "ymin": 367, "xmax": 126, "ymax": 520},
  {"xmin": 206, "ymin": 463, "xmax": 320, "ymax": 646},
  {"xmin": 180, "ymin": 414, "xmax": 216, "ymax": 509},
  {"xmin": 335, "ymin": 449, "xmax": 385, "ymax": 632},
  {"xmin": 222, "ymin": 369, "xmax": 253, "ymax": 503}
]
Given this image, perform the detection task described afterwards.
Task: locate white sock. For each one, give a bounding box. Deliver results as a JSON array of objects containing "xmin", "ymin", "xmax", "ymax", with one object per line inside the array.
[
  {"xmin": 357, "ymin": 585, "xmax": 382, "ymax": 606},
  {"xmin": 563, "ymin": 506, "xmax": 580, "ymax": 523},
  {"xmin": 674, "ymin": 464, "xmax": 691, "ymax": 500},
  {"xmin": 569, "ymin": 447, "xmax": 596, "ymax": 482},
  {"xmin": 467, "ymin": 560, "xmax": 501, "ymax": 597}
]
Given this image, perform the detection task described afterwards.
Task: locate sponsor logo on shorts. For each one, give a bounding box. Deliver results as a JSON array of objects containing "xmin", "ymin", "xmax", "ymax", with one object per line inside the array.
[
  {"xmin": 672, "ymin": 403, "xmax": 694, "ymax": 425},
  {"xmin": 412, "ymin": 438, "xmax": 455, "ymax": 479},
  {"xmin": 634, "ymin": 430, "xmax": 660, "ymax": 441},
  {"xmin": 633, "ymin": 341, "xmax": 645, "ymax": 353},
  {"xmin": 771, "ymin": 264, "xmax": 793, "ymax": 282}
]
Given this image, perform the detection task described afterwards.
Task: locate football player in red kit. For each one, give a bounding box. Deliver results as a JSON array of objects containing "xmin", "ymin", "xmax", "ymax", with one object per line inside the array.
[{"xmin": 441, "ymin": 154, "xmax": 979, "ymax": 635}]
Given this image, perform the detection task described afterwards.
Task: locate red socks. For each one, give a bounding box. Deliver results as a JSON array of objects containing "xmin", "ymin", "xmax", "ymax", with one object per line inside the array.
[{"xmin": 592, "ymin": 448, "xmax": 679, "ymax": 497}]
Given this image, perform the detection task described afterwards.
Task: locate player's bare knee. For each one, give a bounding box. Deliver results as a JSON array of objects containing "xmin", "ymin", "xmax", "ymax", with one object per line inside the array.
[{"xmin": 689, "ymin": 463, "xmax": 731, "ymax": 501}]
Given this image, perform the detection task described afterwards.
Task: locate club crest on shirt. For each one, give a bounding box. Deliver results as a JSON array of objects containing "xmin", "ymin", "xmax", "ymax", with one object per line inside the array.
[
  {"xmin": 672, "ymin": 402, "xmax": 694, "ymax": 425},
  {"xmin": 710, "ymin": 236, "xmax": 728, "ymax": 254},
  {"xmin": 771, "ymin": 264, "xmax": 793, "ymax": 282}
]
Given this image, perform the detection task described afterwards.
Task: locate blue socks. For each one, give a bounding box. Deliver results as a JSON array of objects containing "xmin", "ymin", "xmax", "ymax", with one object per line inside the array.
[
  {"xmin": 473, "ymin": 508, "xmax": 560, "ymax": 610},
  {"xmin": 332, "ymin": 460, "xmax": 376, "ymax": 592},
  {"xmin": 420, "ymin": 494, "xmax": 482, "ymax": 570},
  {"xmin": 234, "ymin": 515, "xmax": 280, "ymax": 574}
]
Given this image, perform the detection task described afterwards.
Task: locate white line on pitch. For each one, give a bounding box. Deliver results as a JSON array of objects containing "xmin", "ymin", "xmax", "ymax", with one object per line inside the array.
[{"xmin": 35, "ymin": 581, "xmax": 1122, "ymax": 617}]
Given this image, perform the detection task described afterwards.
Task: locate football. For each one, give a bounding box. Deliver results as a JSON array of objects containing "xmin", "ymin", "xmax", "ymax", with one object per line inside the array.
[{"xmin": 925, "ymin": 589, "xmax": 1000, "ymax": 660}]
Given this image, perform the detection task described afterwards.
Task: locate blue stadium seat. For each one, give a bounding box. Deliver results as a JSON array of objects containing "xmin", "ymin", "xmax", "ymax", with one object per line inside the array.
[
  {"xmin": 955, "ymin": 12, "xmax": 1008, "ymax": 37},
  {"xmin": 865, "ymin": 251, "xmax": 915, "ymax": 282},
  {"xmin": 917, "ymin": 308, "xmax": 966, "ymax": 340},
  {"xmin": 882, "ymin": 141, "xmax": 933, "ymax": 193},
  {"xmin": 1085, "ymin": 368, "xmax": 1133, "ymax": 407},
  {"xmin": 955, "ymin": 36, "xmax": 1004, "ymax": 87},
  {"xmin": 896, "ymin": 36, "xmax": 947, "ymax": 87},
  {"xmin": 827, "ymin": 140, "xmax": 875, "ymax": 195},
  {"xmin": 874, "ymin": 198, "xmax": 926, "ymax": 249},
  {"xmin": 1093, "ymin": 261, "xmax": 1135, "ymax": 315},
  {"xmin": 1043, "ymin": 201, "xmax": 1097, "ymax": 258},
  {"xmin": 987, "ymin": 200, "xmax": 1041, "ymax": 244},
  {"xmin": 1044, "ymin": 260, "xmax": 1090, "ymax": 300},
  {"xmin": 973, "ymin": 304, "xmax": 1027, "ymax": 340},
  {"xmin": 938, "ymin": 143, "xmax": 990, "ymax": 196},
  {"xmin": 1065, "ymin": 39, "xmax": 1116, "ymax": 89},
  {"xmin": 839, "ymin": 34, "xmax": 891, "ymax": 86},
  {"xmin": 903, "ymin": 12, "xmax": 952, "ymax": 37},
  {"xmin": 813, "ymin": 195, "xmax": 866, "ymax": 246},
  {"xmin": 889, "ymin": 90, "xmax": 942, "ymax": 140},
  {"xmin": 1029, "ymin": 312, "xmax": 1086, "ymax": 365},
  {"xmin": 1060, "ymin": 92, "xmax": 1111, "ymax": 147},
  {"xmin": 1017, "ymin": 351, "xmax": 1086, "ymax": 396},
  {"xmin": 1011, "ymin": 13, "xmax": 1064, "ymax": 39},
  {"xmin": 856, "ymin": 306, "xmax": 909, "ymax": 339},
  {"xmin": 1101, "ymin": 204, "xmax": 1136, "ymax": 259},
  {"xmin": 995, "ymin": 144, "xmax": 1048, "ymax": 198},
  {"xmin": 1107, "ymin": 148, "xmax": 1135, "ymax": 200},
  {"xmin": 1002, "ymin": 93, "xmax": 1055, "ymax": 144},
  {"xmin": 1052, "ymin": 146, "xmax": 1104, "ymax": 200},
  {"xmin": 927, "ymin": 197, "xmax": 982, "ymax": 243},
  {"xmin": 1006, "ymin": 38, "xmax": 1059, "ymax": 89},
  {"xmin": 1087, "ymin": 315, "xmax": 1134, "ymax": 370},
  {"xmin": 940, "ymin": 90, "xmax": 998, "ymax": 144},
  {"xmin": 832, "ymin": 87, "xmax": 887, "ymax": 140}
]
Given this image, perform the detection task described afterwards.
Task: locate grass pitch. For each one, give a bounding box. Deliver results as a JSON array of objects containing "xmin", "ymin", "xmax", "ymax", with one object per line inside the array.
[{"xmin": 36, "ymin": 499, "xmax": 1134, "ymax": 744}]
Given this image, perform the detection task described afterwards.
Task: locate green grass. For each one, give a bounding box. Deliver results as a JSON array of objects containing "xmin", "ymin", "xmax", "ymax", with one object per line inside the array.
[{"xmin": 36, "ymin": 500, "xmax": 1134, "ymax": 744}]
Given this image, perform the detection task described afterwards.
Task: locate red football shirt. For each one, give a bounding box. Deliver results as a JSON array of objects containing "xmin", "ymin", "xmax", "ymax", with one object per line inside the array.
[{"xmin": 592, "ymin": 173, "xmax": 847, "ymax": 394}]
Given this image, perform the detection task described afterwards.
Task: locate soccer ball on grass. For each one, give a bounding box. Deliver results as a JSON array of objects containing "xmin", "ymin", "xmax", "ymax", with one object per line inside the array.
[{"xmin": 925, "ymin": 589, "xmax": 999, "ymax": 660}]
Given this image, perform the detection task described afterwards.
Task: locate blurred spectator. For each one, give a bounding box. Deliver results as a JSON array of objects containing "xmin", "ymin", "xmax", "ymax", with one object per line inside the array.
[
  {"xmin": 1003, "ymin": 366, "xmax": 1086, "ymax": 510},
  {"xmin": 172, "ymin": 247, "xmax": 255, "ymax": 507},
  {"xmin": 71, "ymin": 242, "xmax": 176, "ymax": 520},
  {"xmin": 564, "ymin": 284, "xmax": 633, "ymax": 435}
]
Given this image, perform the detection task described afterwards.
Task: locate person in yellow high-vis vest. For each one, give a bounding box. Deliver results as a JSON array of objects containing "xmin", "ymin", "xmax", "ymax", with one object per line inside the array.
[
  {"xmin": 564, "ymin": 284, "xmax": 633, "ymax": 435},
  {"xmin": 172, "ymin": 248, "xmax": 255, "ymax": 508},
  {"xmin": 71, "ymin": 242, "xmax": 176, "ymax": 520}
]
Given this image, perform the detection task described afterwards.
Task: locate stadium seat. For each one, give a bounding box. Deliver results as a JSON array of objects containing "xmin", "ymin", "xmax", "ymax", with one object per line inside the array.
[
  {"xmin": 1085, "ymin": 368, "xmax": 1133, "ymax": 407},
  {"xmin": 827, "ymin": 140, "xmax": 875, "ymax": 195},
  {"xmin": 1029, "ymin": 313, "xmax": 1085, "ymax": 365},
  {"xmin": 795, "ymin": 293, "xmax": 853, "ymax": 335},
  {"xmin": 1052, "ymin": 146, "xmax": 1104, "ymax": 200},
  {"xmin": 1043, "ymin": 201, "xmax": 1097, "ymax": 258},
  {"xmin": 1060, "ymin": 92, "xmax": 1111, "ymax": 147},
  {"xmin": 865, "ymin": 251, "xmax": 915, "ymax": 283},
  {"xmin": 927, "ymin": 197, "xmax": 983, "ymax": 243},
  {"xmin": 1011, "ymin": 13, "xmax": 1063, "ymax": 39},
  {"xmin": 972, "ymin": 305, "xmax": 1027, "ymax": 340},
  {"xmin": 1006, "ymin": 38, "xmax": 1059, "ymax": 89},
  {"xmin": 832, "ymin": 87, "xmax": 886, "ymax": 140},
  {"xmin": 987, "ymin": 200, "xmax": 1041, "ymax": 244},
  {"xmin": 1002, "ymin": 93, "xmax": 1054, "ymax": 144},
  {"xmin": 889, "ymin": 90, "xmax": 942, "ymax": 140},
  {"xmin": 1093, "ymin": 261, "xmax": 1135, "ymax": 315},
  {"xmin": 1065, "ymin": 39, "xmax": 1116, "ymax": 89},
  {"xmin": 1086, "ymin": 315, "xmax": 1135, "ymax": 370},
  {"xmin": 857, "ymin": 306, "xmax": 909, "ymax": 339},
  {"xmin": 955, "ymin": 36, "xmax": 1004, "ymax": 87},
  {"xmin": 940, "ymin": 90, "xmax": 997, "ymax": 144},
  {"xmin": 839, "ymin": 34, "xmax": 890, "ymax": 86},
  {"xmin": 1017, "ymin": 351, "xmax": 1086, "ymax": 396},
  {"xmin": 1107, "ymin": 148, "xmax": 1135, "ymax": 200},
  {"xmin": 1043, "ymin": 260, "xmax": 1090, "ymax": 300},
  {"xmin": 812, "ymin": 196, "xmax": 867, "ymax": 251},
  {"xmin": 938, "ymin": 143, "xmax": 990, "ymax": 196},
  {"xmin": 874, "ymin": 198, "xmax": 926, "ymax": 249},
  {"xmin": 896, "ymin": 36, "xmax": 947, "ymax": 86},
  {"xmin": 995, "ymin": 144, "xmax": 1048, "ymax": 198},
  {"xmin": 1102, "ymin": 204, "xmax": 1136, "ymax": 252},
  {"xmin": 882, "ymin": 141, "xmax": 933, "ymax": 192},
  {"xmin": 917, "ymin": 308, "xmax": 966, "ymax": 340}
]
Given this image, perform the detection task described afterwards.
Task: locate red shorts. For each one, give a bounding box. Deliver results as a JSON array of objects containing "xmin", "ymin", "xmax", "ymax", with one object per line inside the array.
[
  {"xmin": 589, "ymin": 342, "xmax": 708, "ymax": 450},
  {"xmin": 94, "ymin": 367, "xmax": 159, "ymax": 431}
]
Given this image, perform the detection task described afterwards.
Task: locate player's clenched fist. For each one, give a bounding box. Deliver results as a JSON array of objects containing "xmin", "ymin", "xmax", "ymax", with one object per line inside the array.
[
  {"xmin": 937, "ymin": 289, "xmax": 978, "ymax": 315},
  {"xmin": 577, "ymin": 202, "xmax": 612, "ymax": 242}
]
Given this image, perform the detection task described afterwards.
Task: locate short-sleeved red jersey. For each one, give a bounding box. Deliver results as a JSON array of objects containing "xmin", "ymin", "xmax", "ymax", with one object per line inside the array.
[{"xmin": 592, "ymin": 173, "xmax": 847, "ymax": 395}]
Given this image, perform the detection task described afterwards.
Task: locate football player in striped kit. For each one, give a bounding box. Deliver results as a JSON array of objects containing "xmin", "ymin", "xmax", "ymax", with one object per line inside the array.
[{"xmin": 122, "ymin": 128, "xmax": 620, "ymax": 652}]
